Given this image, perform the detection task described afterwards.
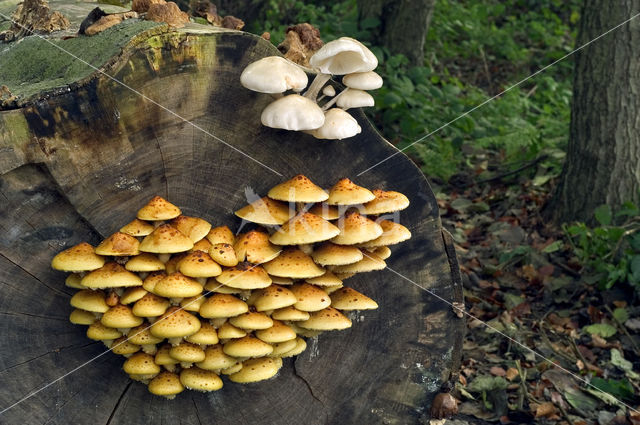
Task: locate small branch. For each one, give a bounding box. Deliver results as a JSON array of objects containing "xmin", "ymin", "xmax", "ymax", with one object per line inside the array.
[{"xmin": 465, "ymin": 154, "xmax": 549, "ymax": 187}]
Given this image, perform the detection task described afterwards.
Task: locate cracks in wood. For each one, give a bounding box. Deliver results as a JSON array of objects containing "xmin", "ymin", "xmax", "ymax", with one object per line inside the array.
[
  {"xmin": 42, "ymin": 388, "xmax": 84, "ymax": 425},
  {"xmin": 105, "ymin": 381, "xmax": 132, "ymax": 425},
  {"xmin": 153, "ymin": 133, "xmax": 169, "ymax": 199},
  {"xmin": 0, "ymin": 342, "xmax": 91, "ymax": 374},
  {"xmin": 0, "ymin": 252, "xmax": 68, "ymax": 298},
  {"xmin": 0, "ymin": 311, "xmax": 68, "ymax": 321},
  {"xmin": 191, "ymin": 395, "xmax": 203, "ymax": 425},
  {"xmin": 292, "ymin": 359, "xmax": 328, "ymax": 419}
]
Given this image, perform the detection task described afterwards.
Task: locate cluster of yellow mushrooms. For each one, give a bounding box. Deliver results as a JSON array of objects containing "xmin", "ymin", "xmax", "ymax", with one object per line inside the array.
[{"xmin": 51, "ymin": 175, "xmax": 411, "ymax": 398}]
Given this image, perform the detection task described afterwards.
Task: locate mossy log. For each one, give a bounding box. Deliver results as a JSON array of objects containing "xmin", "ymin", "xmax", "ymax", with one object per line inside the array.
[{"xmin": 0, "ymin": 3, "xmax": 464, "ymax": 424}]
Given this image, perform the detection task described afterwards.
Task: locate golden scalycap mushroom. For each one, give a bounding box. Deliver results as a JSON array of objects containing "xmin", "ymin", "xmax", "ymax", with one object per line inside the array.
[
  {"xmin": 51, "ymin": 242, "xmax": 105, "ymax": 272},
  {"xmin": 280, "ymin": 337, "xmax": 307, "ymax": 358},
  {"xmin": 164, "ymin": 253, "xmax": 186, "ymax": 274},
  {"xmin": 269, "ymin": 212, "xmax": 339, "ymax": 245},
  {"xmin": 271, "ymin": 306, "xmax": 310, "ymax": 321},
  {"xmin": 267, "ymin": 175, "xmax": 328, "ymax": 203},
  {"xmin": 185, "ymin": 322, "xmax": 219, "ymax": 345},
  {"xmin": 180, "ymin": 367, "xmax": 223, "ymax": 392},
  {"xmin": 120, "ymin": 287, "xmax": 148, "ymax": 304},
  {"xmin": 223, "ymin": 335, "xmax": 273, "ymax": 358},
  {"xmin": 81, "ymin": 262, "xmax": 143, "ymax": 289},
  {"xmin": 362, "ymin": 189, "xmax": 410, "ymax": 215},
  {"xmin": 65, "ymin": 273, "xmax": 84, "ymax": 289},
  {"xmin": 252, "ymin": 285, "xmax": 297, "ymax": 311},
  {"xmin": 123, "ymin": 352, "xmax": 161, "ymax": 376},
  {"xmin": 137, "ymin": 196, "xmax": 181, "ymax": 221},
  {"xmin": 199, "ymin": 294, "xmax": 248, "ymax": 319},
  {"xmin": 191, "ymin": 238, "xmax": 212, "ymax": 252},
  {"xmin": 306, "ymin": 270, "xmax": 343, "ymax": 286},
  {"xmin": 120, "ymin": 218, "xmax": 154, "ymax": 237},
  {"xmin": 229, "ymin": 311, "xmax": 273, "ymax": 330},
  {"xmin": 229, "ymin": 357, "xmax": 282, "ymax": 383},
  {"xmin": 153, "ymin": 272, "xmax": 203, "ymax": 298},
  {"xmin": 373, "ymin": 246, "xmax": 391, "ymax": 260},
  {"xmin": 255, "ymin": 320, "xmax": 296, "ymax": 343},
  {"xmin": 69, "ymin": 308, "xmax": 97, "ymax": 325},
  {"xmin": 311, "ymin": 242, "xmax": 363, "ymax": 266},
  {"xmin": 269, "ymin": 275, "xmax": 293, "ymax": 285},
  {"xmin": 358, "ymin": 219, "xmax": 412, "ymax": 248},
  {"xmin": 180, "ymin": 295, "xmax": 206, "ymax": 313},
  {"xmin": 215, "ymin": 263, "xmax": 272, "ymax": 290},
  {"xmin": 308, "ymin": 203, "xmax": 341, "ymax": 220},
  {"xmin": 209, "ymin": 243, "xmax": 238, "ymax": 267},
  {"xmin": 150, "ymin": 306, "xmax": 201, "ymax": 339},
  {"xmin": 197, "ymin": 345, "xmax": 240, "ymax": 371},
  {"xmin": 206, "ymin": 226, "xmax": 235, "ymax": 245},
  {"xmin": 290, "ymin": 283, "xmax": 331, "ymax": 312},
  {"xmin": 155, "ymin": 344, "xmax": 179, "ymax": 368},
  {"xmin": 142, "ymin": 271, "xmax": 166, "ymax": 293},
  {"xmin": 330, "ymin": 286, "xmax": 378, "ymax": 310},
  {"xmin": 298, "ymin": 307, "xmax": 352, "ymax": 330},
  {"xmin": 235, "ymin": 197, "xmax": 294, "ymax": 226},
  {"xmin": 87, "ymin": 322, "xmax": 122, "ymax": 340},
  {"xmin": 331, "ymin": 251, "xmax": 386, "ymax": 273},
  {"xmin": 204, "ymin": 279, "xmax": 243, "ymax": 294},
  {"xmin": 70, "ymin": 289, "xmax": 109, "ymax": 313},
  {"xmin": 217, "ymin": 322, "xmax": 247, "ymax": 339},
  {"xmin": 111, "ymin": 336, "xmax": 141, "ymax": 356},
  {"xmin": 234, "ymin": 230, "xmax": 281, "ymax": 264},
  {"xmin": 324, "ymin": 284, "xmax": 344, "ymax": 294},
  {"xmin": 268, "ymin": 339, "xmax": 298, "ymax": 357},
  {"xmin": 169, "ymin": 342, "xmax": 206, "ymax": 364},
  {"xmin": 263, "ymin": 248, "xmax": 325, "ymax": 279},
  {"xmin": 170, "ymin": 215, "xmax": 212, "ymax": 243},
  {"xmin": 101, "ymin": 304, "xmax": 144, "ymax": 328},
  {"xmin": 221, "ymin": 362, "xmax": 243, "ymax": 375},
  {"xmin": 327, "ymin": 178, "xmax": 375, "ymax": 205},
  {"xmin": 330, "ymin": 211, "xmax": 383, "ymax": 245},
  {"xmin": 148, "ymin": 371, "xmax": 184, "ymax": 399},
  {"xmin": 95, "ymin": 232, "xmax": 140, "ymax": 256},
  {"xmin": 139, "ymin": 224, "xmax": 194, "ymax": 254},
  {"xmin": 178, "ymin": 251, "xmax": 222, "ymax": 277},
  {"xmin": 125, "ymin": 253, "xmax": 165, "ymax": 272},
  {"xmin": 128, "ymin": 323, "xmax": 164, "ymax": 346},
  {"xmin": 132, "ymin": 293, "xmax": 171, "ymax": 317}
]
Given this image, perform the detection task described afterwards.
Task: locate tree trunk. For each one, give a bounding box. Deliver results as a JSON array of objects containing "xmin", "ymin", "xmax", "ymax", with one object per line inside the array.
[
  {"xmin": 357, "ymin": 0, "xmax": 436, "ymax": 67},
  {"xmin": 547, "ymin": 0, "xmax": 640, "ymax": 224}
]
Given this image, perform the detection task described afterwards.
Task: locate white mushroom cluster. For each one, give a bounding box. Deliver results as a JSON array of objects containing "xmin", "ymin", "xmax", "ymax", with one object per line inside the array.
[{"xmin": 240, "ymin": 37, "xmax": 383, "ymax": 140}]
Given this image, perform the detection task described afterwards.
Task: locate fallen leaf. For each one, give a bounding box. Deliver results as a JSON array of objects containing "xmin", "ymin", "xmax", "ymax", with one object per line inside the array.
[
  {"xmin": 563, "ymin": 386, "xmax": 599, "ymax": 415},
  {"xmin": 625, "ymin": 318, "xmax": 640, "ymax": 331},
  {"xmin": 535, "ymin": 402, "xmax": 557, "ymax": 418},
  {"xmin": 505, "ymin": 368, "xmax": 519, "ymax": 381},
  {"xmin": 613, "ymin": 307, "xmax": 629, "ymax": 324},
  {"xmin": 591, "ymin": 334, "xmax": 609, "ymax": 348},
  {"xmin": 584, "ymin": 323, "xmax": 617, "ymax": 338},
  {"xmin": 611, "ymin": 348, "xmax": 640, "ymax": 379},
  {"xmin": 490, "ymin": 366, "xmax": 506, "ymax": 377}
]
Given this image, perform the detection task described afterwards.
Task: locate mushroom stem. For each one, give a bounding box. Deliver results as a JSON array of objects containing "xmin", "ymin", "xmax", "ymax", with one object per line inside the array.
[
  {"xmin": 322, "ymin": 87, "xmax": 350, "ymax": 111},
  {"xmin": 303, "ymin": 73, "xmax": 331, "ymax": 102}
]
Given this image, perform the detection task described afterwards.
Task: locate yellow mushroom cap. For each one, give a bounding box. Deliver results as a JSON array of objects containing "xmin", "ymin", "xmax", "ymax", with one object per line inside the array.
[
  {"xmin": 120, "ymin": 287, "xmax": 148, "ymax": 305},
  {"xmin": 308, "ymin": 203, "xmax": 341, "ymax": 220},
  {"xmin": 125, "ymin": 253, "xmax": 165, "ymax": 272},
  {"xmin": 150, "ymin": 307, "xmax": 201, "ymax": 339},
  {"xmin": 221, "ymin": 362, "xmax": 243, "ymax": 375},
  {"xmin": 148, "ymin": 371, "xmax": 184, "ymax": 398},
  {"xmin": 267, "ymin": 175, "xmax": 329, "ymax": 203},
  {"xmin": 330, "ymin": 211, "xmax": 383, "ymax": 245},
  {"xmin": 69, "ymin": 308, "xmax": 97, "ymax": 325},
  {"xmin": 51, "ymin": 242, "xmax": 105, "ymax": 272},
  {"xmin": 280, "ymin": 337, "xmax": 307, "ymax": 358},
  {"xmin": 123, "ymin": 352, "xmax": 161, "ymax": 375},
  {"xmin": 155, "ymin": 344, "xmax": 179, "ymax": 365},
  {"xmin": 215, "ymin": 263, "xmax": 272, "ymax": 290},
  {"xmin": 101, "ymin": 304, "xmax": 144, "ymax": 328},
  {"xmin": 95, "ymin": 232, "xmax": 140, "ymax": 256},
  {"xmin": 142, "ymin": 271, "xmax": 166, "ymax": 293},
  {"xmin": 191, "ymin": 238, "xmax": 213, "ymax": 252},
  {"xmin": 290, "ymin": 283, "xmax": 331, "ymax": 312},
  {"xmin": 298, "ymin": 307, "xmax": 352, "ymax": 330},
  {"xmin": 153, "ymin": 272, "xmax": 203, "ymax": 298},
  {"xmin": 270, "ymin": 306, "xmax": 310, "ymax": 321},
  {"xmin": 334, "ymin": 272, "xmax": 356, "ymax": 281},
  {"xmin": 87, "ymin": 321, "xmax": 122, "ymax": 340},
  {"xmin": 269, "ymin": 212, "xmax": 340, "ymax": 245},
  {"xmin": 180, "ymin": 295, "xmax": 206, "ymax": 313},
  {"xmin": 234, "ymin": 230, "xmax": 281, "ymax": 264},
  {"xmin": 217, "ymin": 322, "xmax": 247, "ymax": 339},
  {"xmin": 229, "ymin": 357, "xmax": 282, "ymax": 383},
  {"xmin": 137, "ymin": 196, "xmax": 181, "ymax": 221},
  {"xmin": 169, "ymin": 342, "xmax": 206, "ymax": 363},
  {"xmin": 228, "ymin": 311, "xmax": 274, "ymax": 330},
  {"xmin": 164, "ymin": 253, "xmax": 186, "ymax": 274},
  {"xmin": 305, "ymin": 270, "xmax": 342, "ymax": 286},
  {"xmin": 330, "ymin": 286, "xmax": 378, "ymax": 310},
  {"xmin": 269, "ymin": 275, "xmax": 294, "ymax": 285},
  {"xmin": 252, "ymin": 285, "xmax": 297, "ymax": 311},
  {"xmin": 170, "ymin": 215, "xmax": 212, "ymax": 243},
  {"xmin": 199, "ymin": 294, "xmax": 248, "ymax": 319},
  {"xmin": 132, "ymin": 293, "xmax": 171, "ymax": 317},
  {"xmin": 358, "ymin": 220, "xmax": 412, "ymax": 248},
  {"xmin": 235, "ymin": 197, "xmax": 294, "ymax": 225},
  {"xmin": 362, "ymin": 189, "xmax": 410, "ymax": 215},
  {"xmin": 180, "ymin": 367, "xmax": 223, "ymax": 392},
  {"xmin": 223, "ymin": 335, "xmax": 273, "ymax": 358},
  {"xmin": 311, "ymin": 242, "xmax": 363, "ymax": 266},
  {"xmin": 204, "ymin": 279, "xmax": 244, "ymax": 294},
  {"xmin": 81, "ymin": 262, "xmax": 143, "ymax": 289},
  {"xmin": 209, "ymin": 243, "xmax": 239, "ymax": 267},
  {"xmin": 177, "ymin": 251, "xmax": 222, "ymax": 278},
  {"xmin": 331, "ymin": 251, "xmax": 386, "ymax": 273},
  {"xmin": 65, "ymin": 273, "xmax": 84, "ymax": 289},
  {"xmin": 324, "ymin": 284, "xmax": 344, "ymax": 294},
  {"xmin": 111, "ymin": 336, "xmax": 141, "ymax": 356},
  {"xmin": 268, "ymin": 339, "xmax": 298, "ymax": 357},
  {"xmin": 372, "ymin": 246, "xmax": 391, "ymax": 259},
  {"xmin": 206, "ymin": 226, "xmax": 235, "ymax": 245},
  {"xmin": 185, "ymin": 322, "xmax": 219, "ymax": 345},
  {"xmin": 120, "ymin": 218, "xmax": 155, "ymax": 237},
  {"xmin": 326, "ymin": 178, "xmax": 375, "ymax": 205},
  {"xmin": 139, "ymin": 224, "xmax": 194, "ymax": 254},
  {"xmin": 263, "ymin": 248, "xmax": 325, "ymax": 279},
  {"xmin": 128, "ymin": 323, "xmax": 164, "ymax": 345},
  {"xmin": 197, "ymin": 345, "xmax": 241, "ymax": 371},
  {"xmin": 70, "ymin": 289, "xmax": 109, "ymax": 313},
  {"xmin": 255, "ymin": 320, "xmax": 297, "ymax": 343}
]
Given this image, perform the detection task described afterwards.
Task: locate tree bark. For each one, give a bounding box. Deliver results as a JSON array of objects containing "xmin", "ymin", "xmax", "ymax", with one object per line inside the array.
[
  {"xmin": 547, "ymin": 0, "xmax": 640, "ymax": 224},
  {"xmin": 357, "ymin": 0, "xmax": 435, "ymax": 67}
]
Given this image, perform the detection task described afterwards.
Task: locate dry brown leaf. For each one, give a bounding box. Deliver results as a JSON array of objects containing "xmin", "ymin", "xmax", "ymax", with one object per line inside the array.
[
  {"xmin": 505, "ymin": 367, "xmax": 519, "ymax": 381},
  {"xmin": 535, "ymin": 402, "xmax": 557, "ymax": 418},
  {"xmin": 490, "ymin": 366, "xmax": 506, "ymax": 377}
]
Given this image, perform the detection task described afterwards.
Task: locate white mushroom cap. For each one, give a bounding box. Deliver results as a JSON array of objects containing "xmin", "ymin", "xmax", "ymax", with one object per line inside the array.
[
  {"xmin": 309, "ymin": 37, "xmax": 378, "ymax": 75},
  {"xmin": 342, "ymin": 71, "xmax": 383, "ymax": 90},
  {"xmin": 322, "ymin": 85, "xmax": 336, "ymax": 97},
  {"xmin": 309, "ymin": 108, "xmax": 361, "ymax": 140},
  {"xmin": 261, "ymin": 94, "xmax": 325, "ymax": 131},
  {"xmin": 336, "ymin": 89, "xmax": 375, "ymax": 110},
  {"xmin": 240, "ymin": 56, "xmax": 308, "ymax": 94}
]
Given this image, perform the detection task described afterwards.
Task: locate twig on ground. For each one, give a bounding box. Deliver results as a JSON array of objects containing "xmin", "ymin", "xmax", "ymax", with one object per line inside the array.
[{"xmin": 463, "ymin": 155, "xmax": 549, "ymax": 187}]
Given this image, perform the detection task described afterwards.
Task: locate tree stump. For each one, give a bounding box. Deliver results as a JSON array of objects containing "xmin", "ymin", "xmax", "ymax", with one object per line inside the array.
[{"xmin": 0, "ymin": 4, "xmax": 465, "ymax": 424}]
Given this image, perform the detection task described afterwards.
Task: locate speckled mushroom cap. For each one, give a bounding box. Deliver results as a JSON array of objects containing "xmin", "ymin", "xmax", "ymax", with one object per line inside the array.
[
  {"xmin": 128, "ymin": 323, "xmax": 164, "ymax": 346},
  {"xmin": 155, "ymin": 344, "xmax": 180, "ymax": 366},
  {"xmin": 65, "ymin": 273, "xmax": 84, "ymax": 289},
  {"xmin": 70, "ymin": 289, "xmax": 109, "ymax": 313},
  {"xmin": 255, "ymin": 320, "xmax": 297, "ymax": 343},
  {"xmin": 120, "ymin": 218, "xmax": 154, "ymax": 237},
  {"xmin": 215, "ymin": 263, "xmax": 272, "ymax": 290},
  {"xmin": 95, "ymin": 232, "xmax": 140, "ymax": 256},
  {"xmin": 361, "ymin": 189, "xmax": 410, "ymax": 215},
  {"xmin": 148, "ymin": 371, "xmax": 184, "ymax": 398},
  {"xmin": 235, "ymin": 197, "xmax": 294, "ymax": 226},
  {"xmin": 358, "ymin": 219, "xmax": 412, "ymax": 248},
  {"xmin": 169, "ymin": 342, "xmax": 206, "ymax": 363},
  {"xmin": 199, "ymin": 294, "xmax": 248, "ymax": 319},
  {"xmin": 180, "ymin": 367, "xmax": 223, "ymax": 392},
  {"xmin": 206, "ymin": 226, "xmax": 235, "ymax": 245},
  {"xmin": 252, "ymin": 285, "xmax": 297, "ymax": 311},
  {"xmin": 153, "ymin": 272, "xmax": 203, "ymax": 298},
  {"xmin": 69, "ymin": 309, "xmax": 98, "ymax": 325},
  {"xmin": 191, "ymin": 238, "xmax": 213, "ymax": 253},
  {"xmin": 311, "ymin": 242, "xmax": 363, "ymax": 266},
  {"xmin": 204, "ymin": 279, "xmax": 243, "ymax": 294},
  {"xmin": 308, "ymin": 203, "xmax": 341, "ymax": 220},
  {"xmin": 123, "ymin": 352, "xmax": 161, "ymax": 375},
  {"xmin": 164, "ymin": 254, "xmax": 187, "ymax": 274},
  {"xmin": 269, "ymin": 275, "xmax": 294, "ymax": 285},
  {"xmin": 177, "ymin": 251, "xmax": 222, "ymax": 278},
  {"xmin": 137, "ymin": 196, "xmax": 181, "ymax": 221},
  {"xmin": 216, "ymin": 322, "xmax": 247, "ymax": 339},
  {"xmin": 139, "ymin": 224, "xmax": 194, "ymax": 254},
  {"xmin": 330, "ymin": 211, "xmax": 383, "ymax": 245},
  {"xmin": 185, "ymin": 322, "xmax": 219, "ymax": 345},
  {"xmin": 372, "ymin": 246, "xmax": 391, "ymax": 260},
  {"xmin": 306, "ymin": 270, "xmax": 343, "ymax": 286},
  {"xmin": 196, "ymin": 345, "xmax": 240, "ymax": 371},
  {"xmin": 223, "ymin": 335, "xmax": 273, "ymax": 358},
  {"xmin": 330, "ymin": 287, "xmax": 378, "ymax": 310},
  {"xmin": 51, "ymin": 242, "xmax": 105, "ymax": 272},
  {"xmin": 234, "ymin": 230, "xmax": 281, "ymax": 264},
  {"xmin": 150, "ymin": 306, "xmax": 201, "ymax": 339},
  {"xmin": 229, "ymin": 357, "xmax": 282, "ymax": 383},
  {"xmin": 331, "ymin": 251, "xmax": 386, "ymax": 273},
  {"xmin": 267, "ymin": 175, "xmax": 329, "ymax": 203},
  {"xmin": 209, "ymin": 243, "xmax": 239, "ymax": 268},
  {"xmin": 280, "ymin": 337, "xmax": 308, "ymax": 357},
  {"xmin": 142, "ymin": 271, "xmax": 166, "ymax": 293},
  {"xmin": 81, "ymin": 262, "xmax": 143, "ymax": 289},
  {"xmin": 228, "ymin": 311, "xmax": 274, "ymax": 330},
  {"xmin": 263, "ymin": 248, "xmax": 325, "ymax": 279},
  {"xmin": 101, "ymin": 304, "xmax": 144, "ymax": 328},
  {"xmin": 269, "ymin": 212, "xmax": 340, "ymax": 245},
  {"xmin": 111, "ymin": 336, "xmax": 141, "ymax": 356},
  {"xmin": 268, "ymin": 339, "xmax": 298, "ymax": 357},
  {"xmin": 125, "ymin": 253, "xmax": 165, "ymax": 272},
  {"xmin": 289, "ymin": 283, "xmax": 331, "ymax": 312},
  {"xmin": 86, "ymin": 322, "xmax": 122, "ymax": 340},
  {"xmin": 298, "ymin": 306, "xmax": 352, "ymax": 330},
  {"xmin": 132, "ymin": 293, "xmax": 171, "ymax": 317},
  {"xmin": 170, "ymin": 215, "xmax": 212, "ymax": 243},
  {"xmin": 180, "ymin": 295, "xmax": 206, "ymax": 313},
  {"xmin": 326, "ymin": 178, "xmax": 375, "ymax": 205},
  {"xmin": 270, "ymin": 306, "xmax": 311, "ymax": 321}
]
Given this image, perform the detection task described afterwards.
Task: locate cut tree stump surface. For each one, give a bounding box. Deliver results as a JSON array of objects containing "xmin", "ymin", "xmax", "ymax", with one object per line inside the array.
[{"xmin": 0, "ymin": 7, "xmax": 464, "ymax": 424}]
